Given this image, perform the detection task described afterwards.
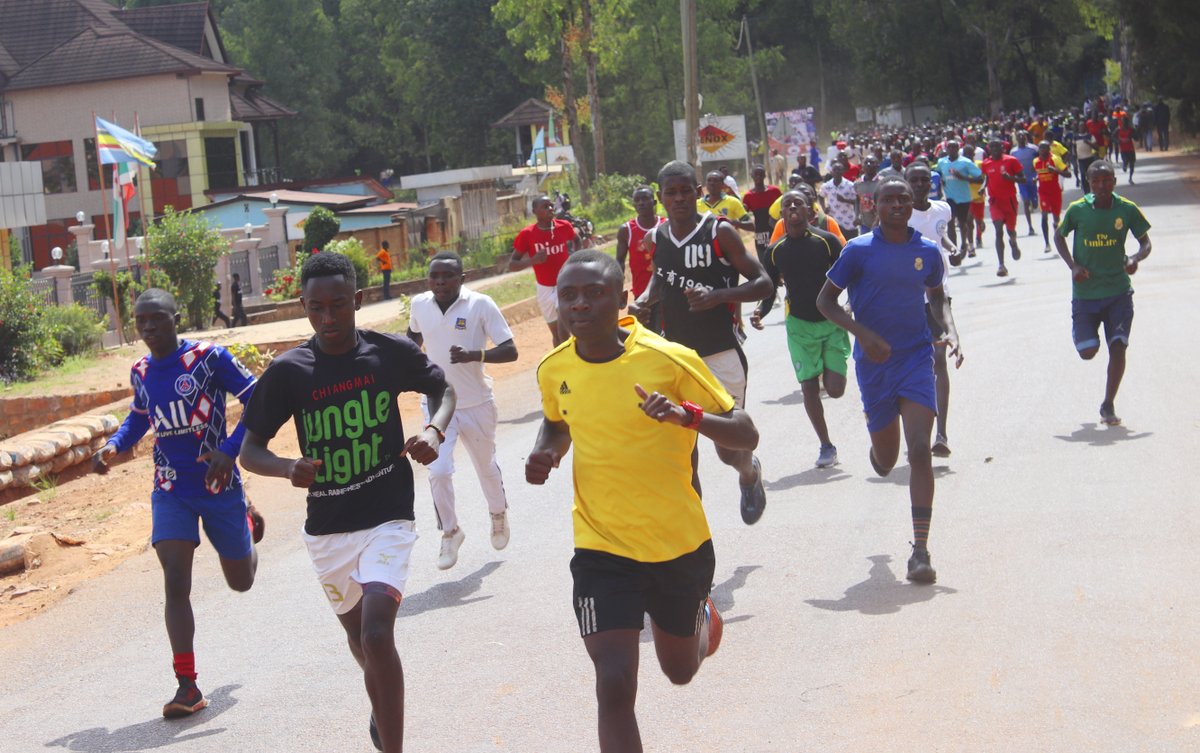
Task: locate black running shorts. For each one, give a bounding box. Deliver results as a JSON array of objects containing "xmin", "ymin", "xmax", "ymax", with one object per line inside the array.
[{"xmin": 570, "ymin": 539, "xmax": 715, "ymax": 638}]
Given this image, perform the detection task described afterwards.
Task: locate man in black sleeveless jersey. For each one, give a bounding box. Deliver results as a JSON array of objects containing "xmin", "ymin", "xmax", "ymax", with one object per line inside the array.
[{"xmin": 630, "ymin": 160, "xmax": 773, "ymax": 524}]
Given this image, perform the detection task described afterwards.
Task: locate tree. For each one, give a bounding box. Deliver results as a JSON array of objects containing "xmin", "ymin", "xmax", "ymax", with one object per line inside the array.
[
  {"xmin": 144, "ymin": 208, "xmax": 231, "ymax": 330},
  {"xmin": 303, "ymin": 206, "xmax": 341, "ymax": 253}
]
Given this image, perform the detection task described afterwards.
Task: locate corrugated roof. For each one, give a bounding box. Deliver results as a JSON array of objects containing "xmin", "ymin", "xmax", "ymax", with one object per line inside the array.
[
  {"xmin": 341, "ymin": 202, "xmax": 419, "ymax": 214},
  {"xmin": 242, "ymin": 190, "xmax": 371, "ymax": 207}
]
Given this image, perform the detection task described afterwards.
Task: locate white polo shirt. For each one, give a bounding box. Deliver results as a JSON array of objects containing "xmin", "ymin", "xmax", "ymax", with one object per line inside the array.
[
  {"xmin": 909, "ymin": 200, "xmax": 953, "ymax": 294},
  {"xmin": 408, "ymin": 288, "xmax": 514, "ymax": 409}
]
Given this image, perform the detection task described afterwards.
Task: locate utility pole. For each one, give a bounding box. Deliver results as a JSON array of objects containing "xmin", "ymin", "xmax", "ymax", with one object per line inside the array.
[
  {"xmin": 681, "ymin": 0, "xmax": 699, "ymax": 171},
  {"xmin": 740, "ymin": 15, "xmax": 769, "ymax": 170}
]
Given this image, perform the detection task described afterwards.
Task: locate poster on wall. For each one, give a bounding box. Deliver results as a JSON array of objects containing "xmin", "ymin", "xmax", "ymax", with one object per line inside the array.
[
  {"xmin": 765, "ymin": 109, "xmax": 818, "ymax": 160},
  {"xmin": 673, "ymin": 114, "xmax": 748, "ymax": 163}
]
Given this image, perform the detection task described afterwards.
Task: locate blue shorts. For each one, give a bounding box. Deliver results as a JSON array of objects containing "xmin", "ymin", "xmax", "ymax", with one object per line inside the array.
[
  {"xmin": 1018, "ymin": 179, "xmax": 1038, "ymax": 202},
  {"xmin": 151, "ymin": 486, "xmax": 252, "ymax": 560},
  {"xmin": 855, "ymin": 344, "xmax": 937, "ymax": 433},
  {"xmin": 1072, "ymin": 290, "xmax": 1133, "ymax": 352}
]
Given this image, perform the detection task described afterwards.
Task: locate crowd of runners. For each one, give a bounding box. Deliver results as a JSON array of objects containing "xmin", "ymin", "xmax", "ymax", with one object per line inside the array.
[{"xmin": 88, "ymin": 92, "xmax": 1160, "ymax": 752}]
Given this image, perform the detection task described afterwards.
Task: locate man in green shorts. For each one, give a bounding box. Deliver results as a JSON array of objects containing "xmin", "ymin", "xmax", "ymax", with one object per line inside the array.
[
  {"xmin": 751, "ymin": 190, "xmax": 849, "ymax": 468},
  {"xmin": 1053, "ymin": 159, "xmax": 1152, "ymax": 426}
]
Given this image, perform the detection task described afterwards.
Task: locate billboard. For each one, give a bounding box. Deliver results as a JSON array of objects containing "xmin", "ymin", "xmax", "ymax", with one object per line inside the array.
[
  {"xmin": 765, "ymin": 109, "xmax": 818, "ymax": 160},
  {"xmin": 673, "ymin": 114, "xmax": 747, "ymax": 163}
]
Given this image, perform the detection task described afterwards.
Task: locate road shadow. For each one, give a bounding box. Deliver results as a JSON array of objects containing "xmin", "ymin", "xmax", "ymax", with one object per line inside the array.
[
  {"xmin": 639, "ymin": 564, "xmax": 762, "ymax": 642},
  {"xmin": 1054, "ymin": 422, "xmax": 1152, "ymax": 446},
  {"xmin": 499, "ymin": 409, "xmax": 542, "ymax": 426},
  {"xmin": 979, "ymin": 277, "xmax": 1018, "ymax": 288},
  {"xmin": 805, "ymin": 555, "xmax": 957, "ymax": 615},
  {"xmin": 761, "ymin": 389, "xmax": 805, "ymax": 406},
  {"xmin": 45, "ymin": 684, "xmax": 241, "ymax": 752},
  {"xmin": 402, "ymin": 561, "xmax": 501, "ymax": 617},
  {"xmin": 865, "ymin": 464, "xmax": 955, "ymax": 487},
  {"xmin": 766, "ymin": 466, "xmax": 852, "ymax": 491}
]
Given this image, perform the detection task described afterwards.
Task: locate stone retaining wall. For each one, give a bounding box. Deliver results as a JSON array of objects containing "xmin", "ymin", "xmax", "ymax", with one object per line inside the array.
[{"xmin": 0, "ymin": 389, "xmax": 131, "ymax": 441}]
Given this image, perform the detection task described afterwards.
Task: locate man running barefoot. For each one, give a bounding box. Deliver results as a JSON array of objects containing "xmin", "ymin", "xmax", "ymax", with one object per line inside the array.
[
  {"xmin": 528, "ymin": 250, "xmax": 759, "ymax": 753},
  {"xmin": 982, "ymin": 139, "xmax": 1025, "ymax": 276},
  {"xmin": 1034, "ymin": 141, "xmax": 1070, "ymax": 253},
  {"xmin": 241, "ymin": 252, "xmax": 455, "ymax": 753},
  {"xmin": 92, "ymin": 288, "xmax": 262, "ymax": 719},
  {"xmin": 816, "ymin": 179, "xmax": 963, "ymax": 583},
  {"xmin": 905, "ymin": 163, "xmax": 963, "ymax": 458},
  {"xmin": 751, "ymin": 190, "xmax": 848, "ymax": 468},
  {"xmin": 1053, "ymin": 160, "xmax": 1152, "ymax": 426},
  {"xmin": 631, "ymin": 161, "xmax": 773, "ymax": 524}
]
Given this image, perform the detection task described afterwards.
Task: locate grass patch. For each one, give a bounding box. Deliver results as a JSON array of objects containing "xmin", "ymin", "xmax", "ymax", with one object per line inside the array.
[
  {"xmin": 0, "ymin": 346, "xmax": 139, "ymax": 397},
  {"xmin": 95, "ymin": 508, "xmax": 114, "ymax": 522},
  {"xmin": 477, "ymin": 275, "xmax": 537, "ymax": 309},
  {"xmin": 4, "ymin": 507, "xmax": 15, "ymax": 522}
]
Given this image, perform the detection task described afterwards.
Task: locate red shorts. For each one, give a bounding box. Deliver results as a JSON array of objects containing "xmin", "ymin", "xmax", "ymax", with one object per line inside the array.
[
  {"xmin": 1038, "ymin": 186, "xmax": 1063, "ymax": 216},
  {"xmin": 969, "ymin": 201, "xmax": 984, "ymax": 221},
  {"xmin": 988, "ymin": 195, "xmax": 1018, "ymax": 230}
]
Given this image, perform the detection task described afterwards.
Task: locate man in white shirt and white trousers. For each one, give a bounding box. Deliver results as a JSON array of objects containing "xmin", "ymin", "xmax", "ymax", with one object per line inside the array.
[{"xmin": 408, "ymin": 251, "xmax": 519, "ymax": 570}]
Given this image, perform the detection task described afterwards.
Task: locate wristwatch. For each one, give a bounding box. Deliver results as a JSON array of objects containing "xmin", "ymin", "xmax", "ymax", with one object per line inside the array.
[{"xmin": 679, "ymin": 401, "xmax": 704, "ymax": 429}]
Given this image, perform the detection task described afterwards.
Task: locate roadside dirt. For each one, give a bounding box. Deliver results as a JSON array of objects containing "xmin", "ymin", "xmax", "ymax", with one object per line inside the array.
[{"xmin": 0, "ymin": 312, "xmax": 554, "ymax": 628}]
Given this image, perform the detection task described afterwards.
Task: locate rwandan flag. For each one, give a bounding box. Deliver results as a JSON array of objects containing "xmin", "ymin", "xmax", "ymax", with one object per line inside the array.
[{"xmin": 95, "ymin": 116, "xmax": 157, "ymax": 168}]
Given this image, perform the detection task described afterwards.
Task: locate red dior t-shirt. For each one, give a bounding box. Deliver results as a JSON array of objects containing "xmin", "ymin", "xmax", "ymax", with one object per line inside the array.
[{"xmin": 512, "ymin": 219, "xmax": 577, "ymax": 287}]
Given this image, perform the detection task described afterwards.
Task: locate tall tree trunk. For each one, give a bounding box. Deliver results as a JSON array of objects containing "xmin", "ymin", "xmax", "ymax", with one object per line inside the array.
[
  {"xmin": 816, "ymin": 38, "xmax": 827, "ymax": 140},
  {"xmin": 983, "ymin": 12, "xmax": 1004, "ymax": 114},
  {"xmin": 581, "ymin": 0, "xmax": 605, "ymax": 176},
  {"xmin": 934, "ymin": 0, "xmax": 966, "ymax": 117},
  {"xmin": 560, "ymin": 7, "xmax": 590, "ymax": 203}
]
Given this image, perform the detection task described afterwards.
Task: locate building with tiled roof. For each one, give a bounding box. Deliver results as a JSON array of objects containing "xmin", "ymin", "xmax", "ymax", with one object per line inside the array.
[{"xmin": 0, "ymin": 0, "xmax": 295, "ymax": 268}]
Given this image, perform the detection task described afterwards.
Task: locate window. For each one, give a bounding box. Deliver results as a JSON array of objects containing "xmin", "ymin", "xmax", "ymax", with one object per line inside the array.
[
  {"xmin": 203, "ymin": 136, "xmax": 238, "ymax": 191},
  {"xmin": 20, "ymin": 140, "xmax": 77, "ymax": 194},
  {"xmin": 195, "ymin": 98, "xmax": 205, "ymax": 122}
]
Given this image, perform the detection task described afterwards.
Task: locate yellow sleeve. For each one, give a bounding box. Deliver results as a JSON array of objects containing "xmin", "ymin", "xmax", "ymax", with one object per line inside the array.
[
  {"xmin": 1052, "ymin": 154, "xmax": 1067, "ymax": 171},
  {"xmin": 768, "ymin": 195, "xmax": 783, "ymax": 220},
  {"xmin": 1051, "ymin": 141, "xmax": 1068, "ymax": 159},
  {"xmin": 536, "ymin": 358, "xmax": 564, "ymax": 422},
  {"xmin": 729, "ymin": 198, "xmax": 750, "ymax": 221}
]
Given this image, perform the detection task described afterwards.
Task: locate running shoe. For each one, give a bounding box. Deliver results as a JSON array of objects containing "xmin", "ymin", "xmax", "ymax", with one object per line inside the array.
[
  {"xmin": 1099, "ymin": 403, "xmax": 1122, "ymax": 426},
  {"xmin": 369, "ymin": 712, "xmax": 382, "ymax": 751},
  {"xmin": 698, "ymin": 596, "xmax": 723, "ymax": 661},
  {"xmin": 246, "ymin": 504, "xmax": 265, "ymax": 544},
  {"xmin": 162, "ymin": 679, "xmax": 208, "ymax": 719},
  {"xmin": 996, "ymin": 265, "xmax": 1009, "ymax": 277},
  {"xmin": 739, "ymin": 456, "xmax": 766, "ymax": 525},
  {"xmin": 437, "ymin": 528, "xmax": 465, "ymax": 570},
  {"xmin": 490, "ymin": 511, "xmax": 510, "ymax": 550},
  {"xmin": 1043, "ymin": 246, "xmax": 1051, "ymax": 254},
  {"xmin": 1012, "ymin": 245, "xmax": 1022, "ymax": 260},
  {"xmin": 906, "ymin": 545, "xmax": 937, "ymax": 584},
  {"xmin": 816, "ymin": 444, "xmax": 838, "ymax": 468},
  {"xmin": 931, "ymin": 434, "xmax": 951, "ymax": 458}
]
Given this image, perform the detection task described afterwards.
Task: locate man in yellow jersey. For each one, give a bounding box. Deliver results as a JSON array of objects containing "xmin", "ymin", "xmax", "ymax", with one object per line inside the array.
[
  {"xmin": 527, "ymin": 249, "xmax": 760, "ymax": 753},
  {"xmin": 697, "ymin": 170, "xmax": 755, "ymax": 232}
]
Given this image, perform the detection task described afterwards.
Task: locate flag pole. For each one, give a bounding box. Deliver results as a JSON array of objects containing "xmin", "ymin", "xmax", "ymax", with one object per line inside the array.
[
  {"xmin": 93, "ymin": 112, "xmax": 123, "ymax": 345},
  {"xmin": 134, "ymin": 111, "xmax": 152, "ymax": 273},
  {"xmin": 112, "ymin": 110, "xmax": 132, "ymax": 274}
]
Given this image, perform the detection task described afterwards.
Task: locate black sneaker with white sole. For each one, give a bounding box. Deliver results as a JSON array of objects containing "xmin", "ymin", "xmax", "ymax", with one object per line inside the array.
[
  {"xmin": 906, "ymin": 546, "xmax": 937, "ymax": 584},
  {"xmin": 739, "ymin": 456, "xmax": 766, "ymax": 525}
]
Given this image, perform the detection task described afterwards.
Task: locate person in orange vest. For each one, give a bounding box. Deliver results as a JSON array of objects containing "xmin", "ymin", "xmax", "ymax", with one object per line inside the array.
[{"xmin": 376, "ymin": 240, "xmax": 393, "ymax": 300}]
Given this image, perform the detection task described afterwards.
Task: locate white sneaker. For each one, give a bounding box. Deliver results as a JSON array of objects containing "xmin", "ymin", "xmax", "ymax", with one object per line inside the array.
[
  {"xmin": 437, "ymin": 528, "xmax": 465, "ymax": 570},
  {"xmin": 490, "ymin": 511, "xmax": 510, "ymax": 550}
]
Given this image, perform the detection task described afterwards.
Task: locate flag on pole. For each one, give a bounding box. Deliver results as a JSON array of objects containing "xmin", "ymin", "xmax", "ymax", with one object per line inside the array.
[
  {"xmin": 95, "ymin": 116, "xmax": 157, "ymax": 167},
  {"xmin": 112, "ymin": 163, "xmax": 137, "ymax": 248}
]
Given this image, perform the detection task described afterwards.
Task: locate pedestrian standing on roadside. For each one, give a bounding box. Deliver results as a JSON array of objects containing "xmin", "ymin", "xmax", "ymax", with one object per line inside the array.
[
  {"xmin": 376, "ymin": 240, "xmax": 393, "ymax": 300},
  {"xmin": 231, "ymin": 273, "xmax": 248, "ymax": 327}
]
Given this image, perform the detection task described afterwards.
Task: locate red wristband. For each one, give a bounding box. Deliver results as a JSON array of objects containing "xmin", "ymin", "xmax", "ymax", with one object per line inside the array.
[{"xmin": 680, "ymin": 401, "xmax": 704, "ymax": 429}]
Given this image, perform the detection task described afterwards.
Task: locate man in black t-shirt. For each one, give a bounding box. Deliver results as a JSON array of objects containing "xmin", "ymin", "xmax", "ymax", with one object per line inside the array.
[
  {"xmin": 750, "ymin": 190, "xmax": 849, "ymax": 470},
  {"xmin": 630, "ymin": 160, "xmax": 773, "ymax": 525},
  {"xmin": 240, "ymin": 252, "xmax": 455, "ymax": 753}
]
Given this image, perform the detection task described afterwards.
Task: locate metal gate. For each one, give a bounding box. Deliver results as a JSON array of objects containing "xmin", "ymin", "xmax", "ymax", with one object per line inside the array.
[
  {"xmin": 71, "ymin": 271, "xmax": 106, "ymax": 319},
  {"xmin": 228, "ymin": 250, "xmax": 252, "ymax": 293},
  {"xmin": 257, "ymin": 245, "xmax": 281, "ymax": 287},
  {"xmin": 29, "ymin": 276, "xmax": 58, "ymax": 305}
]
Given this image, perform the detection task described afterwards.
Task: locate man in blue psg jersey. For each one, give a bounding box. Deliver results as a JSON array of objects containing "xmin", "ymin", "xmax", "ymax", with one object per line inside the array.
[{"xmin": 92, "ymin": 288, "xmax": 263, "ymax": 720}]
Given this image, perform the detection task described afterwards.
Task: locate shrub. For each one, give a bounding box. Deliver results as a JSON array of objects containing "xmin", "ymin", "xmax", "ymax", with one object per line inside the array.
[
  {"xmin": 324, "ymin": 238, "xmax": 373, "ymax": 288},
  {"xmin": 43, "ymin": 304, "xmax": 106, "ymax": 357},
  {"xmin": 587, "ymin": 173, "xmax": 647, "ymax": 223},
  {"xmin": 0, "ymin": 268, "xmax": 61, "ymax": 383},
  {"xmin": 93, "ymin": 266, "xmax": 175, "ymax": 341},
  {"xmin": 303, "ymin": 207, "xmax": 340, "ymax": 254},
  {"xmin": 144, "ymin": 207, "xmax": 231, "ymax": 330},
  {"xmin": 223, "ymin": 342, "xmax": 275, "ymax": 376},
  {"xmin": 265, "ymin": 261, "xmax": 304, "ymax": 301}
]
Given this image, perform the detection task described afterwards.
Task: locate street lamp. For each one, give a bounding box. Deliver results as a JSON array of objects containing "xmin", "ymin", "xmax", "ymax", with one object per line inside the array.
[
  {"xmin": 51, "ymin": 246, "xmax": 63, "ymax": 262},
  {"xmin": 75, "ymin": 211, "xmax": 85, "ymax": 224},
  {"xmin": 269, "ymin": 192, "xmax": 278, "ymax": 207},
  {"xmin": 244, "ymin": 222, "xmax": 253, "ymax": 238},
  {"xmin": 100, "ymin": 240, "xmax": 109, "ymax": 259}
]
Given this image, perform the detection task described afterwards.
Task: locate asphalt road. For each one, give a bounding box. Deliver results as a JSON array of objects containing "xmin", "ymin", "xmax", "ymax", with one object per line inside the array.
[{"xmin": 2, "ymin": 153, "xmax": 1198, "ymax": 753}]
